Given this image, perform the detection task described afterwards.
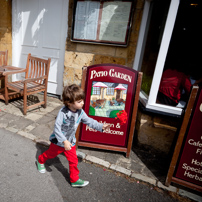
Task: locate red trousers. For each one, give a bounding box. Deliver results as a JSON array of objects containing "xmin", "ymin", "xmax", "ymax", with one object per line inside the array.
[{"xmin": 38, "ymin": 143, "xmax": 79, "ymax": 183}]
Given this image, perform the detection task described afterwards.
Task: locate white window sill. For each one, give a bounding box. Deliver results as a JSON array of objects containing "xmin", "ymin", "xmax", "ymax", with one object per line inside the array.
[{"xmin": 139, "ymin": 91, "xmax": 183, "ymax": 116}]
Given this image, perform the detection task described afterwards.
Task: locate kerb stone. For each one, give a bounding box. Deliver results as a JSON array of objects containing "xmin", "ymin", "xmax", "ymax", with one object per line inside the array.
[
  {"xmin": 17, "ymin": 131, "xmax": 37, "ymax": 141},
  {"xmin": 178, "ymin": 189, "xmax": 202, "ymax": 202},
  {"xmin": 131, "ymin": 172, "xmax": 157, "ymax": 185},
  {"xmin": 86, "ymin": 155, "xmax": 110, "ymax": 168},
  {"xmin": 76, "ymin": 151, "xmax": 86, "ymax": 159},
  {"xmin": 157, "ymin": 181, "xmax": 177, "ymax": 193},
  {"xmin": 110, "ymin": 164, "xmax": 131, "ymax": 176}
]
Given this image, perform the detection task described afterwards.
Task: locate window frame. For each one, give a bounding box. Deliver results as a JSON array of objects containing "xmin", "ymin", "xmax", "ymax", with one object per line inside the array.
[
  {"xmin": 106, "ymin": 87, "xmax": 115, "ymax": 95},
  {"xmin": 71, "ymin": 0, "xmax": 134, "ymax": 47},
  {"xmin": 92, "ymin": 87, "xmax": 101, "ymax": 95},
  {"xmin": 133, "ymin": 0, "xmax": 182, "ymax": 115}
]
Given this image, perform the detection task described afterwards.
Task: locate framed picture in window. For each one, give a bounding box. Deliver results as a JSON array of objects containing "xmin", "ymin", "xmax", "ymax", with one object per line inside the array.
[{"xmin": 71, "ymin": 0, "xmax": 134, "ymax": 47}]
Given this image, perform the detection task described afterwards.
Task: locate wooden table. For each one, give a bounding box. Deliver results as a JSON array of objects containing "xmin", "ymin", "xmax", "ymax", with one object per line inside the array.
[{"xmin": 0, "ymin": 65, "xmax": 26, "ymax": 102}]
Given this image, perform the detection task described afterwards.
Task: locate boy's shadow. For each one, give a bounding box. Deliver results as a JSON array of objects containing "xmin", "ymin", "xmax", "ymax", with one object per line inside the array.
[{"xmin": 35, "ymin": 143, "xmax": 71, "ymax": 185}]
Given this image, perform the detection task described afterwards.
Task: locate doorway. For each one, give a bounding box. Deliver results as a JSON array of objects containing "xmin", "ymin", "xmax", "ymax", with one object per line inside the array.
[
  {"xmin": 12, "ymin": 0, "xmax": 69, "ymax": 96},
  {"xmin": 164, "ymin": 0, "xmax": 202, "ymax": 79}
]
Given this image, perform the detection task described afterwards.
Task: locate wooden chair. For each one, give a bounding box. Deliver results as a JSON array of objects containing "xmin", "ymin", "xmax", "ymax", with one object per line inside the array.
[
  {"xmin": 5, "ymin": 53, "xmax": 51, "ymax": 115},
  {"xmin": 0, "ymin": 50, "xmax": 8, "ymax": 66},
  {"xmin": 0, "ymin": 50, "xmax": 8, "ymax": 88}
]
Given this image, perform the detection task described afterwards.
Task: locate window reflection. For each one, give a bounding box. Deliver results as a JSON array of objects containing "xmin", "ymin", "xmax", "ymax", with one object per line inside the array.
[
  {"xmin": 156, "ymin": 0, "xmax": 202, "ymax": 108},
  {"xmin": 140, "ymin": 0, "xmax": 170, "ymax": 95}
]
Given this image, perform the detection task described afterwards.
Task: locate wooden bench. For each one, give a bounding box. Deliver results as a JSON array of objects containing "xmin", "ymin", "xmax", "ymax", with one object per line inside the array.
[{"xmin": 5, "ymin": 53, "xmax": 51, "ymax": 115}]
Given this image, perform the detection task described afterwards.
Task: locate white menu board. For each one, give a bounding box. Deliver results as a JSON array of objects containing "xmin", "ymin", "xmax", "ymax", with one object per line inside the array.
[
  {"xmin": 99, "ymin": 2, "xmax": 131, "ymax": 42},
  {"xmin": 73, "ymin": 1, "xmax": 100, "ymax": 40},
  {"xmin": 72, "ymin": 1, "xmax": 133, "ymax": 46}
]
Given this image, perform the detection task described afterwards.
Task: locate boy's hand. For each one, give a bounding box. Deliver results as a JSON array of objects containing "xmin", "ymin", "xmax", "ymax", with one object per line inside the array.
[
  {"xmin": 102, "ymin": 123, "xmax": 110, "ymax": 131},
  {"xmin": 63, "ymin": 140, "xmax": 73, "ymax": 150}
]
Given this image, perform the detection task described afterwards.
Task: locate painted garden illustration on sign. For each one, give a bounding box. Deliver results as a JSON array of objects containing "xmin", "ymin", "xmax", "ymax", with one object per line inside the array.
[{"xmin": 89, "ymin": 81, "xmax": 128, "ymax": 118}]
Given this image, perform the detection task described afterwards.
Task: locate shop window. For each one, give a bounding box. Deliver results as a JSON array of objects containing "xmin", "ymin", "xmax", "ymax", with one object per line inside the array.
[
  {"xmin": 71, "ymin": 0, "xmax": 134, "ymax": 47},
  {"xmin": 135, "ymin": 0, "xmax": 201, "ymax": 115},
  {"xmin": 156, "ymin": 0, "xmax": 202, "ymax": 109},
  {"xmin": 141, "ymin": 0, "xmax": 170, "ymax": 95}
]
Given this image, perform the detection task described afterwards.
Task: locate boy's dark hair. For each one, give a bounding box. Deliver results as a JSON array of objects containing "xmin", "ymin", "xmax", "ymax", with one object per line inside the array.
[{"xmin": 62, "ymin": 84, "xmax": 85, "ymax": 106}]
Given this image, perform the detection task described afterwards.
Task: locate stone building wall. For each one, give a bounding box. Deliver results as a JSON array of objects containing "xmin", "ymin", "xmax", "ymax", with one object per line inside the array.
[
  {"xmin": 0, "ymin": 0, "xmax": 12, "ymax": 65},
  {"xmin": 64, "ymin": 0, "xmax": 145, "ymax": 86},
  {"xmin": 0, "ymin": 0, "xmax": 181, "ymax": 154},
  {"xmin": 64, "ymin": 0, "xmax": 180, "ymax": 154},
  {"xmin": 135, "ymin": 110, "xmax": 181, "ymax": 154}
]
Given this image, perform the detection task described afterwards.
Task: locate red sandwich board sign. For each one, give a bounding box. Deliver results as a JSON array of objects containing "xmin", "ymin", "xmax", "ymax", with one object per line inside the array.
[
  {"xmin": 166, "ymin": 85, "xmax": 202, "ymax": 192},
  {"xmin": 75, "ymin": 64, "xmax": 142, "ymax": 157},
  {"xmin": 175, "ymin": 87, "xmax": 202, "ymax": 187}
]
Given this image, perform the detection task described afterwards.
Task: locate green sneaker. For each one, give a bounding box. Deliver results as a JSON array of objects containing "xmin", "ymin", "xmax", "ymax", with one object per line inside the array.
[
  {"xmin": 36, "ymin": 160, "xmax": 46, "ymax": 173},
  {"xmin": 71, "ymin": 179, "xmax": 89, "ymax": 187}
]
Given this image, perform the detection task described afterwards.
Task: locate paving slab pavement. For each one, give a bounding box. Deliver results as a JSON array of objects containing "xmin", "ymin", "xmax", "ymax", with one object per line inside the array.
[{"xmin": 0, "ymin": 94, "xmax": 201, "ymax": 202}]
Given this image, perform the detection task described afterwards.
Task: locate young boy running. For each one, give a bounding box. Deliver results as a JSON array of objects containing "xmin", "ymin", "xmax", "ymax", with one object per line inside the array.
[{"xmin": 37, "ymin": 84, "xmax": 110, "ymax": 187}]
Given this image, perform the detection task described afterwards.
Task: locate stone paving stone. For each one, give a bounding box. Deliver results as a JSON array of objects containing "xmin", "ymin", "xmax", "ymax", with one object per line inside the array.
[
  {"xmin": 48, "ymin": 101, "xmax": 62, "ymax": 107},
  {"xmin": 36, "ymin": 114, "xmax": 56, "ymax": 124},
  {"xmin": 1, "ymin": 101, "xmax": 24, "ymax": 117},
  {"xmin": 10, "ymin": 109, "xmax": 25, "ymax": 116},
  {"xmin": 46, "ymin": 96, "xmax": 62, "ymax": 104},
  {"xmin": 115, "ymin": 156, "xmax": 132, "ymax": 170},
  {"xmin": 130, "ymin": 152, "xmax": 146, "ymax": 173},
  {"xmin": 0, "ymin": 112, "xmax": 20, "ymax": 121},
  {"xmin": 86, "ymin": 148, "xmax": 107, "ymax": 160},
  {"xmin": 30, "ymin": 124, "xmax": 52, "ymax": 141},
  {"xmin": 0, "ymin": 113, "xmax": 22, "ymax": 129},
  {"xmin": 141, "ymin": 166, "xmax": 158, "ymax": 180},
  {"xmin": 37, "ymin": 106, "xmax": 55, "ymax": 114},
  {"xmin": 49, "ymin": 106, "xmax": 63, "ymax": 116},
  {"xmin": 104, "ymin": 152, "xmax": 122, "ymax": 165},
  {"xmin": 0, "ymin": 101, "xmax": 5, "ymax": 107},
  {"xmin": 0, "ymin": 112, "xmax": 7, "ymax": 127},
  {"xmin": 0, "ymin": 121, "xmax": 8, "ymax": 128},
  {"xmin": 24, "ymin": 124, "xmax": 38, "ymax": 133},
  {"xmin": 77, "ymin": 147, "xmax": 92, "ymax": 156},
  {"xmin": 0, "ymin": 111, "xmax": 6, "ymax": 117},
  {"xmin": 47, "ymin": 119, "xmax": 55, "ymax": 130},
  {"xmin": 7, "ymin": 116, "xmax": 33, "ymax": 131},
  {"xmin": 25, "ymin": 113, "xmax": 43, "ymax": 121}
]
